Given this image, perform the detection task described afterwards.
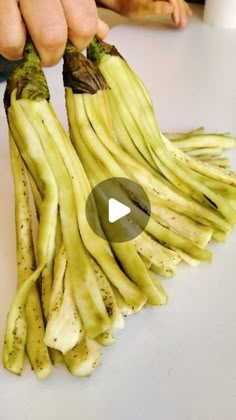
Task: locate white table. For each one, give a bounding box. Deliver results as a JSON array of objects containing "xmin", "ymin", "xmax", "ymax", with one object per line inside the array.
[{"xmin": 0, "ymin": 5, "xmax": 236, "ymax": 420}]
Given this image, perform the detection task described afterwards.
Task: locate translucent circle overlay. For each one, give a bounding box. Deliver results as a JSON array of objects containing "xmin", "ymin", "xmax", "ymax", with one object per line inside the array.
[{"xmin": 86, "ymin": 177, "xmax": 151, "ymax": 243}]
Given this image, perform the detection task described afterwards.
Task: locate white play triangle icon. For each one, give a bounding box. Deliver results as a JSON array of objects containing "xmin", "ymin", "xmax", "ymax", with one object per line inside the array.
[{"xmin": 108, "ymin": 198, "xmax": 131, "ymax": 223}]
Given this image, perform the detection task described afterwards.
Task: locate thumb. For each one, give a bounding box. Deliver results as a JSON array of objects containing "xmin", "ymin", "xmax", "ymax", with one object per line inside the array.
[{"xmin": 96, "ymin": 18, "xmax": 109, "ymax": 39}]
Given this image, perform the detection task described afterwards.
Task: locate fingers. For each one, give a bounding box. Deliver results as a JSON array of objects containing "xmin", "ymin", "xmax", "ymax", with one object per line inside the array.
[
  {"xmin": 1, "ymin": 0, "xmax": 109, "ymax": 67},
  {"xmin": 169, "ymin": 0, "xmax": 192, "ymax": 27},
  {"xmin": 109, "ymin": 0, "xmax": 192, "ymax": 27},
  {"xmin": 97, "ymin": 18, "xmax": 109, "ymax": 39},
  {"xmin": 0, "ymin": 0, "xmax": 26, "ymax": 60},
  {"xmin": 19, "ymin": 0, "xmax": 68, "ymax": 66},
  {"xmin": 169, "ymin": 0, "xmax": 180, "ymax": 26},
  {"xmin": 176, "ymin": 0, "xmax": 188, "ymax": 27},
  {"xmin": 118, "ymin": 1, "xmax": 173, "ymax": 17},
  {"xmin": 61, "ymin": 0, "xmax": 107, "ymax": 52},
  {"xmin": 185, "ymin": 2, "xmax": 192, "ymax": 18}
]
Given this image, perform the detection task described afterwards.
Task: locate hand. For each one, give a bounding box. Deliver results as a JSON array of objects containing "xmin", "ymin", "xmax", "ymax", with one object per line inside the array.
[
  {"xmin": 0, "ymin": 0, "xmax": 109, "ymax": 66},
  {"xmin": 99, "ymin": 0, "xmax": 192, "ymax": 27}
]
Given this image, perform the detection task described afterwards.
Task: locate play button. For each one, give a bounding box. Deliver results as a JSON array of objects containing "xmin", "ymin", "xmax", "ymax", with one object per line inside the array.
[
  {"xmin": 108, "ymin": 198, "xmax": 131, "ymax": 223},
  {"xmin": 85, "ymin": 177, "xmax": 150, "ymax": 243}
]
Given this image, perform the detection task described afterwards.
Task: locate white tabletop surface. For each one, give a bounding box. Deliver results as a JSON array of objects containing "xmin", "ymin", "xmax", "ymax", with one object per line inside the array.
[{"xmin": 0, "ymin": 5, "xmax": 236, "ymax": 420}]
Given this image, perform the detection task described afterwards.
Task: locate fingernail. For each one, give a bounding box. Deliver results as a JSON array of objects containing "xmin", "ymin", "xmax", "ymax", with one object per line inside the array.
[
  {"xmin": 97, "ymin": 18, "xmax": 109, "ymax": 39},
  {"xmin": 39, "ymin": 51, "xmax": 62, "ymax": 67}
]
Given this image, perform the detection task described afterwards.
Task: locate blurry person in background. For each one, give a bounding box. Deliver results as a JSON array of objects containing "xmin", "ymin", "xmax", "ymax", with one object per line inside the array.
[{"xmin": 97, "ymin": 0, "xmax": 192, "ymax": 27}]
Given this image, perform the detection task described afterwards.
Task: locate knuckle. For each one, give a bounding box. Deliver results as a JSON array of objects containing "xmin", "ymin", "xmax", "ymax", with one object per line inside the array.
[
  {"xmin": 73, "ymin": 17, "xmax": 98, "ymax": 39},
  {"xmin": 38, "ymin": 24, "xmax": 67, "ymax": 50}
]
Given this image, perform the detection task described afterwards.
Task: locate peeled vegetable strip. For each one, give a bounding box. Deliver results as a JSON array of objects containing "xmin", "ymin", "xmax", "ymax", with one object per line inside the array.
[
  {"xmin": 7, "ymin": 134, "xmax": 52, "ymax": 379},
  {"xmin": 40, "ymin": 230, "xmax": 55, "ymax": 320},
  {"xmin": 27, "ymin": 174, "xmax": 64, "ymax": 365},
  {"xmin": 111, "ymin": 286, "xmax": 135, "ymax": 317},
  {"xmin": 89, "ymin": 257, "xmax": 124, "ymax": 329},
  {"xmin": 27, "ymin": 172, "xmax": 57, "ymax": 321},
  {"xmin": 204, "ymin": 158, "xmax": 230, "ymax": 168},
  {"xmin": 187, "ymin": 148, "xmax": 222, "ymax": 157},
  {"xmin": 64, "ymin": 336, "xmax": 102, "ymax": 377},
  {"xmin": 8, "ymin": 100, "xmax": 58, "ymax": 264},
  {"xmin": 173, "ymin": 134, "xmax": 235, "ymax": 151},
  {"xmin": 48, "ymin": 244, "xmax": 67, "ymax": 322},
  {"xmin": 96, "ymin": 330, "xmax": 115, "ymax": 346},
  {"xmin": 108, "ymin": 95, "xmax": 153, "ymax": 171},
  {"xmin": 3, "ymin": 42, "xmax": 58, "ymax": 375},
  {"xmin": 151, "ymin": 205, "xmax": 212, "ymax": 248},
  {"xmin": 44, "ymin": 267, "xmax": 83, "ymax": 354},
  {"xmin": 161, "ymin": 133, "xmax": 236, "ymax": 187},
  {"xmin": 164, "ymin": 127, "xmax": 205, "ymax": 140},
  {"xmin": 132, "ymin": 232, "xmax": 181, "ymax": 278}
]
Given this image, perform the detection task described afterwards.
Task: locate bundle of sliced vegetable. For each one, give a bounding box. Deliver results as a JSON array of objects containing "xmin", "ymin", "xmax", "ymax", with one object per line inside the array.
[
  {"xmin": 3, "ymin": 41, "xmax": 149, "ymax": 378},
  {"xmin": 2, "ymin": 36, "xmax": 236, "ymax": 379},
  {"xmin": 87, "ymin": 38, "xmax": 236, "ymax": 232}
]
